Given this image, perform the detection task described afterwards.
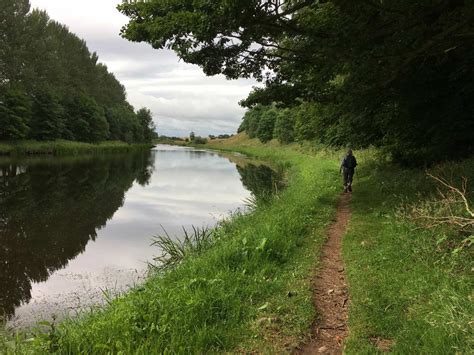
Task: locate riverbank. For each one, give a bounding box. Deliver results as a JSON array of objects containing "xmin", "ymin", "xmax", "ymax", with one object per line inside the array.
[
  {"xmin": 1, "ymin": 139, "xmax": 343, "ymax": 353},
  {"xmin": 1, "ymin": 136, "xmax": 472, "ymax": 353},
  {"xmin": 0, "ymin": 140, "xmax": 152, "ymax": 156},
  {"xmin": 208, "ymin": 135, "xmax": 473, "ymax": 353}
]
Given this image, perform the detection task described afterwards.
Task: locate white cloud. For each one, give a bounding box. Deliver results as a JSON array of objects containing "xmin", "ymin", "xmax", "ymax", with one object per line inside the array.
[{"xmin": 29, "ymin": 0, "xmax": 258, "ymax": 136}]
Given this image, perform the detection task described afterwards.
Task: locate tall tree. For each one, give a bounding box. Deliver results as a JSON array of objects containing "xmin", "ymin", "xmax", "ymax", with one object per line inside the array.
[
  {"xmin": 64, "ymin": 95, "xmax": 109, "ymax": 143},
  {"xmin": 256, "ymin": 107, "xmax": 277, "ymax": 143},
  {"xmin": 119, "ymin": 0, "xmax": 474, "ymax": 163},
  {"xmin": 30, "ymin": 88, "xmax": 64, "ymax": 141},
  {"xmin": 0, "ymin": 0, "xmax": 31, "ymax": 87},
  {"xmin": 137, "ymin": 107, "xmax": 157, "ymax": 143},
  {"xmin": 274, "ymin": 108, "xmax": 295, "ymax": 144},
  {"xmin": 0, "ymin": 88, "xmax": 31, "ymax": 140},
  {"xmin": 0, "ymin": 0, "xmax": 157, "ymax": 144}
]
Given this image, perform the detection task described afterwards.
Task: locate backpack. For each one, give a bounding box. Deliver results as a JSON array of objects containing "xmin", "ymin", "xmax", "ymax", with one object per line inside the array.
[{"xmin": 342, "ymin": 155, "xmax": 357, "ymax": 169}]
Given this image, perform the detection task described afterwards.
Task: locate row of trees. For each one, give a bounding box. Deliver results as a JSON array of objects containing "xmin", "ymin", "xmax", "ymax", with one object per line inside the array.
[
  {"xmin": 189, "ymin": 132, "xmax": 208, "ymax": 144},
  {"xmin": 0, "ymin": 0, "xmax": 156, "ymax": 143},
  {"xmin": 118, "ymin": 0, "xmax": 474, "ymax": 164},
  {"xmin": 238, "ymin": 103, "xmax": 350, "ymax": 145}
]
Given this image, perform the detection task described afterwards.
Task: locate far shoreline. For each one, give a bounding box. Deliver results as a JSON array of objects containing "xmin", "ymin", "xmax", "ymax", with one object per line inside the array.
[{"xmin": 0, "ymin": 140, "xmax": 153, "ymax": 157}]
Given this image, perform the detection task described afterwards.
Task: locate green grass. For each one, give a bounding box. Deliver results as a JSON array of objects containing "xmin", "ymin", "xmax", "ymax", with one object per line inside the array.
[
  {"xmin": 0, "ymin": 142, "xmax": 13, "ymax": 155},
  {"xmin": 343, "ymin": 153, "xmax": 474, "ymax": 354},
  {"xmin": 1, "ymin": 143, "xmax": 342, "ymax": 353},
  {"xmin": 206, "ymin": 137, "xmax": 473, "ymax": 353},
  {"xmin": 0, "ymin": 140, "xmax": 152, "ymax": 156},
  {"xmin": 153, "ymin": 137, "xmax": 186, "ymax": 145},
  {"xmin": 2, "ymin": 135, "xmax": 472, "ymax": 353}
]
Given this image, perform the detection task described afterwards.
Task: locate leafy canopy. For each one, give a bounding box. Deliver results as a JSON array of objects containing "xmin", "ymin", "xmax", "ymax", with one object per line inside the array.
[{"xmin": 119, "ymin": 0, "xmax": 474, "ymax": 164}]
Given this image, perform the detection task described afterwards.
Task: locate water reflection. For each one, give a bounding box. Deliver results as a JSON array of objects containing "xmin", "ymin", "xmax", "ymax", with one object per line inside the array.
[
  {"xmin": 237, "ymin": 164, "xmax": 285, "ymax": 202},
  {"xmin": 0, "ymin": 151, "xmax": 154, "ymax": 320},
  {"xmin": 0, "ymin": 146, "xmax": 283, "ymax": 326}
]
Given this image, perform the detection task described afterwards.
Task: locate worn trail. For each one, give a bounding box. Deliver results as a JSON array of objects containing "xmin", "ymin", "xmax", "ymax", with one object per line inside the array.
[{"xmin": 298, "ymin": 193, "xmax": 352, "ymax": 354}]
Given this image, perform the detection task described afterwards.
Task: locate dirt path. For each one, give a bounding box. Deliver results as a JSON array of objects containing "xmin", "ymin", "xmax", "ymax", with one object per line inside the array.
[{"xmin": 297, "ymin": 193, "xmax": 352, "ymax": 354}]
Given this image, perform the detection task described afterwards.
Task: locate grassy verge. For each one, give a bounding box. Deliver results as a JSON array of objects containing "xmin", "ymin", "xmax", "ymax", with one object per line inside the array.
[
  {"xmin": 1, "ymin": 138, "xmax": 342, "ymax": 353},
  {"xmin": 0, "ymin": 140, "xmax": 152, "ymax": 156},
  {"xmin": 203, "ymin": 135, "xmax": 473, "ymax": 352},
  {"xmin": 154, "ymin": 137, "xmax": 188, "ymax": 145},
  {"xmin": 3, "ymin": 134, "xmax": 471, "ymax": 353},
  {"xmin": 343, "ymin": 153, "xmax": 474, "ymax": 353}
]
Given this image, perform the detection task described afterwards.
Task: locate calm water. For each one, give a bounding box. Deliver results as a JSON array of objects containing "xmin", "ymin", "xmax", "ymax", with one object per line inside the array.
[{"xmin": 0, "ymin": 145, "xmax": 282, "ymax": 328}]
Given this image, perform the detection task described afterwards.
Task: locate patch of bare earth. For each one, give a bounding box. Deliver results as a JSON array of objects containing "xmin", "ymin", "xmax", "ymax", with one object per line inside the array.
[{"xmin": 296, "ymin": 192, "xmax": 352, "ymax": 355}]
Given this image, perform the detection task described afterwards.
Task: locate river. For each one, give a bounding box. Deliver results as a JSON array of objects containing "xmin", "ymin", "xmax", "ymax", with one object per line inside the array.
[{"xmin": 0, "ymin": 145, "xmax": 283, "ymax": 329}]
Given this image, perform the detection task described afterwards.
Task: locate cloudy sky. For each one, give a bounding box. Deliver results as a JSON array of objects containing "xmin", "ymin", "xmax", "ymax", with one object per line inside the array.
[{"xmin": 29, "ymin": 0, "xmax": 257, "ymax": 137}]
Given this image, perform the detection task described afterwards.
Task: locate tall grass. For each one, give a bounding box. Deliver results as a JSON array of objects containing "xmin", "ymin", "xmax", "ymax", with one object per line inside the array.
[
  {"xmin": 151, "ymin": 226, "xmax": 215, "ymax": 271},
  {"xmin": 343, "ymin": 154, "xmax": 474, "ymax": 353},
  {"xmin": 0, "ymin": 140, "xmax": 152, "ymax": 156}
]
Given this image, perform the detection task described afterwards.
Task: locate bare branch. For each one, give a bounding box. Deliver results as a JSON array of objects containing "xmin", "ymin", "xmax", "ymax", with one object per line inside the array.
[
  {"xmin": 402, "ymin": 172, "xmax": 474, "ymax": 242},
  {"xmin": 427, "ymin": 172, "xmax": 474, "ymax": 218}
]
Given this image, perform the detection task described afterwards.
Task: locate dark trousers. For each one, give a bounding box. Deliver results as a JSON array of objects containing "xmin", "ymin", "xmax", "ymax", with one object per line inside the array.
[{"xmin": 342, "ymin": 168, "xmax": 354, "ymax": 187}]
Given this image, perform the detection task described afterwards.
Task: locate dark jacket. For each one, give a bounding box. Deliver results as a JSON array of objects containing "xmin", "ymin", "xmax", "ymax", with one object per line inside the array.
[{"xmin": 341, "ymin": 155, "xmax": 357, "ymax": 170}]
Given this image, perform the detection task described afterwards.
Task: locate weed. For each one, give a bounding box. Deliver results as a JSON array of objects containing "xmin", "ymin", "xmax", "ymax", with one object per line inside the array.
[{"xmin": 151, "ymin": 226, "xmax": 215, "ymax": 271}]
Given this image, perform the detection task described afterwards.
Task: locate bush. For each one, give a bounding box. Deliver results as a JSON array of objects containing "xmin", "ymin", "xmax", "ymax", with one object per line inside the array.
[
  {"xmin": 256, "ymin": 107, "xmax": 277, "ymax": 143},
  {"xmin": 192, "ymin": 136, "xmax": 208, "ymax": 144},
  {"xmin": 274, "ymin": 108, "xmax": 295, "ymax": 144}
]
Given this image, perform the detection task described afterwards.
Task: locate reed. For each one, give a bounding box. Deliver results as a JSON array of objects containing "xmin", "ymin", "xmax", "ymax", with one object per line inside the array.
[
  {"xmin": 0, "ymin": 140, "xmax": 152, "ymax": 156},
  {"xmin": 151, "ymin": 226, "xmax": 215, "ymax": 271}
]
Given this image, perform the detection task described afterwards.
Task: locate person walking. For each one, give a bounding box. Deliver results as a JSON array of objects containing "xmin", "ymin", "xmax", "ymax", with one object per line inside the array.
[{"xmin": 340, "ymin": 149, "xmax": 357, "ymax": 193}]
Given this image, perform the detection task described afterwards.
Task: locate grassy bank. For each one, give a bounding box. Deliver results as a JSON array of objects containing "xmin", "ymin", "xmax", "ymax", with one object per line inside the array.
[
  {"xmin": 1, "ymin": 138, "xmax": 342, "ymax": 353},
  {"xmin": 343, "ymin": 155, "xmax": 474, "ymax": 353},
  {"xmin": 199, "ymin": 135, "xmax": 474, "ymax": 353},
  {"xmin": 0, "ymin": 140, "xmax": 152, "ymax": 156},
  {"xmin": 2, "ymin": 135, "xmax": 472, "ymax": 353}
]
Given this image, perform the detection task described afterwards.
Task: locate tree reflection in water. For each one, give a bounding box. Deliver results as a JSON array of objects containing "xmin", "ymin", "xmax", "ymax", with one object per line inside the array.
[
  {"xmin": 237, "ymin": 163, "xmax": 285, "ymax": 203},
  {"xmin": 0, "ymin": 151, "xmax": 154, "ymax": 321},
  {"xmin": 0, "ymin": 150, "xmax": 283, "ymax": 323}
]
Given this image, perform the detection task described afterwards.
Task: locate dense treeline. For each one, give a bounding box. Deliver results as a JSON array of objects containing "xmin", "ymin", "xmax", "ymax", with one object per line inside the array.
[
  {"xmin": 119, "ymin": 0, "xmax": 473, "ymax": 164},
  {"xmin": 0, "ymin": 0, "xmax": 157, "ymax": 143},
  {"xmin": 237, "ymin": 103, "xmax": 343, "ymax": 145}
]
